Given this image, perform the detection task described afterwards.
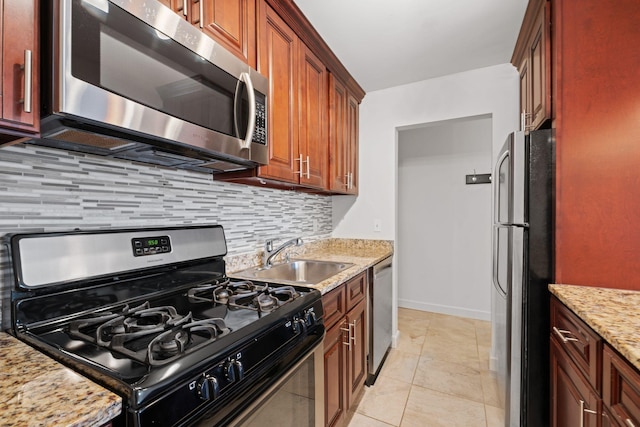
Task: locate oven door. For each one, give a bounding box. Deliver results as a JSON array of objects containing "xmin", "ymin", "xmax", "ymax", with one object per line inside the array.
[{"xmin": 229, "ymin": 343, "xmax": 324, "ymax": 427}]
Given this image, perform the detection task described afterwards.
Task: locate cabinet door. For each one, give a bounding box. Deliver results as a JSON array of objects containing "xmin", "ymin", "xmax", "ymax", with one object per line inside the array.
[
  {"xmin": 256, "ymin": 2, "xmax": 299, "ymax": 183},
  {"xmin": 603, "ymin": 344, "xmax": 640, "ymax": 427},
  {"xmin": 529, "ymin": 1, "xmax": 551, "ymax": 130},
  {"xmin": 1, "ymin": 0, "xmax": 39, "ymax": 133},
  {"xmin": 329, "ymin": 73, "xmax": 349, "ymax": 193},
  {"xmin": 519, "ymin": 55, "xmax": 530, "ymax": 132},
  {"xmin": 324, "ymin": 320, "xmax": 347, "ymax": 427},
  {"xmin": 298, "ymin": 42, "xmax": 327, "ymax": 189},
  {"xmin": 346, "ymin": 93, "xmax": 359, "ymax": 195},
  {"xmin": 197, "ymin": 0, "xmax": 256, "ymax": 67},
  {"xmin": 346, "ymin": 297, "xmax": 367, "ymax": 408},
  {"xmin": 551, "ymin": 337, "xmax": 601, "ymax": 427}
]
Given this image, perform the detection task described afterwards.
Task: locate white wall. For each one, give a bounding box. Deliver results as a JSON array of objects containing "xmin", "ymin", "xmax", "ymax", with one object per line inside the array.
[{"xmin": 397, "ymin": 116, "xmax": 492, "ymax": 320}]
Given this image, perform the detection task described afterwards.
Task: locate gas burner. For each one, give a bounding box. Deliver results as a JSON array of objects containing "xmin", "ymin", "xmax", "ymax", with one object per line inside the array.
[
  {"xmin": 97, "ymin": 305, "xmax": 192, "ymax": 347},
  {"xmin": 147, "ymin": 318, "xmax": 230, "ymax": 366},
  {"xmin": 257, "ymin": 293, "xmax": 278, "ymax": 312}
]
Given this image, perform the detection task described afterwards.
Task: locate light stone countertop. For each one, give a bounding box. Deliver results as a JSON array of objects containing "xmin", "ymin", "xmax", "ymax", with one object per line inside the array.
[
  {"xmin": 228, "ymin": 238, "xmax": 394, "ymax": 294},
  {"xmin": 549, "ymin": 284, "xmax": 640, "ymax": 371},
  {"xmin": 0, "ymin": 332, "xmax": 122, "ymax": 427}
]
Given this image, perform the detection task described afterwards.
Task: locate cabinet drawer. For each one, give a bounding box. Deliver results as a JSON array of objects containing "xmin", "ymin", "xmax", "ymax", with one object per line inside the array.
[
  {"xmin": 345, "ymin": 272, "xmax": 366, "ymax": 311},
  {"xmin": 550, "ymin": 296, "xmax": 602, "ymax": 392},
  {"xmin": 603, "ymin": 344, "xmax": 640, "ymax": 427},
  {"xmin": 322, "ymin": 285, "xmax": 346, "ymax": 330}
]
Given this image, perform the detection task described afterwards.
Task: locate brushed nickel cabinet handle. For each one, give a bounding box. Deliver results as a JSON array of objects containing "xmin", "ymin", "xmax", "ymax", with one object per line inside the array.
[
  {"xmin": 306, "ymin": 155, "xmax": 310, "ymax": 179},
  {"xmin": 626, "ymin": 419, "xmax": 636, "ymax": 427},
  {"xmin": 553, "ymin": 326, "xmax": 580, "ymax": 344},
  {"xmin": 182, "ymin": 0, "xmax": 187, "ymax": 15},
  {"xmin": 580, "ymin": 400, "xmax": 598, "ymax": 427},
  {"xmin": 21, "ymin": 50, "xmax": 33, "ymax": 113},
  {"xmin": 295, "ymin": 155, "xmax": 303, "ymax": 176},
  {"xmin": 199, "ymin": 0, "xmax": 204, "ymax": 28},
  {"xmin": 350, "ymin": 320, "xmax": 356, "ymax": 346},
  {"xmin": 340, "ymin": 324, "xmax": 351, "ymax": 349}
]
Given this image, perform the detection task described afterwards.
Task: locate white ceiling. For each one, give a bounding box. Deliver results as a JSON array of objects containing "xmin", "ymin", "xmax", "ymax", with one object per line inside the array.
[{"xmin": 295, "ymin": 0, "xmax": 529, "ymax": 92}]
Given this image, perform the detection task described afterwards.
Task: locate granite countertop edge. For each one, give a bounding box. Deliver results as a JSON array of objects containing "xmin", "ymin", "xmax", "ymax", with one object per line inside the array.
[
  {"xmin": 0, "ymin": 332, "xmax": 122, "ymax": 427},
  {"xmin": 549, "ymin": 283, "xmax": 640, "ymax": 372}
]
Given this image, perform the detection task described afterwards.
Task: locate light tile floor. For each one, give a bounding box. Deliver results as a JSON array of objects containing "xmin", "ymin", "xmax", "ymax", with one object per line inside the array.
[{"xmin": 348, "ymin": 307, "xmax": 504, "ymax": 427}]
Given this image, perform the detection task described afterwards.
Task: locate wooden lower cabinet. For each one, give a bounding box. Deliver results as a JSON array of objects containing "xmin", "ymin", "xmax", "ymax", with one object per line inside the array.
[
  {"xmin": 322, "ymin": 272, "xmax": 368, "ymax": 427},
  {"xmin": 603, "ymin": 344, "xmax": 640, "ymax": 427},
  {"xmin": 551, "ymin": 296, "xmax": 640, "ymax": 427},
  {"xmin": 551, "ymin": 336, "xmax": 601, "ymax": 427},
  {"xmin": 324, "ymin": 319, "xmax": 347, "ymax": 427}
]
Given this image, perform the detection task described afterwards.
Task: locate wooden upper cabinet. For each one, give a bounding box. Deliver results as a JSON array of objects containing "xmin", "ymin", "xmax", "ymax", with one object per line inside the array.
[
  {"xmin": 161, "ymin": 0, "xmax": 256, "ymax": 67},
  {"xmin": 329, "ymin": 74, "xmax": 348, "ymax": 192},
  {"xmin": 329, "ymin": 74, "xmax": 358, "ymax": 195},
  {"xmin": 512, "ymin": 0, "xmax": 551, "ymax": 132},
  {"xmin": 197, "ymin": 0, "xmax": 257, "ymax": 67},
  {"xmin": 0, "ymin": 0, "xmax": 39, "ymax": 141},
  {"xmin": 346, "ymin": 93, "xmax": 359, "ymax": 194},
  {"xmin": 298, "ymin": 43, "xmax": 327, "ymax": 190},
  {"xmin": 256, "ymin": 2, "xmax": 299, "ymax": 183}
]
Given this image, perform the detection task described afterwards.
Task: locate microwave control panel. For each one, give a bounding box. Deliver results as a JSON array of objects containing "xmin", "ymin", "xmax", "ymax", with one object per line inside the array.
[{"xmin": 252, "ymin": 93, "xmax": 267, "ymax": 145}]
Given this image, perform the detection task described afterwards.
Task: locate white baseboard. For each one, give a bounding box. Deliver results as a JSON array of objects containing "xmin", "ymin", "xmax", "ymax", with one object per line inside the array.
[
  {"xmin": 391, "ymin": 330, "xmax": 400, "ymax": 348},
  {"xmin": 397, "ymin": 298, "xmax": 491, "ymax": 321}
]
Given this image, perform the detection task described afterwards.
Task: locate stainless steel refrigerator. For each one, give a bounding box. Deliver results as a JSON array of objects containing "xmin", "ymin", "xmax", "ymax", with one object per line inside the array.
[{"xmin": 492, "ymin": 129, "xmax": 554, "ymax": 427}]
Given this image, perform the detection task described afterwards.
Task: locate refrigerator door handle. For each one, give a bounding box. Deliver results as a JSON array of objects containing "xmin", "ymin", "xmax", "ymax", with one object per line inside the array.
[
  {"xmin": 492, "ymin": 226, "xmax": 508, "ymax": 298},
  {"xmin": 493, "ymin": 150, "xmax": 510, "ymax": 225}
]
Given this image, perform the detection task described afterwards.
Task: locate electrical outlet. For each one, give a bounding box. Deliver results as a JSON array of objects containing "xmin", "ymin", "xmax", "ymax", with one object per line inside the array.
[{"xmin": 374, "ymin": 219, "xmax": 381, "ymax": 232}]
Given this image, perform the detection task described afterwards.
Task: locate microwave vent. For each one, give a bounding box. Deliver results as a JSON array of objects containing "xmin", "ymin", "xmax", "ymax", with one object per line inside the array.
[{"xmin": 46, "ymin": 128, "xmax": 137, "ymax": 151}]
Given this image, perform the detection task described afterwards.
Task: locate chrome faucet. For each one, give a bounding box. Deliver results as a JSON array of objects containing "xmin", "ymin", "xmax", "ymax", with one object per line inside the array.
[{"xmin": 263, "ymin": 237, "xmax": 303, "ymax": 268}]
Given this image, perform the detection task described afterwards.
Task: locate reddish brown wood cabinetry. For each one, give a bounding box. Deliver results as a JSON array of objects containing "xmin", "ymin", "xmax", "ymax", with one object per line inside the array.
[
  {"xmin": 552, "ymin": 0, "xmax": 640, "ymax": 289},
  {"xmin": 217, "ymin": 1, "xmax": 330, "ymax": 191},
  {"xmin": 329, "ymin": 74, "xmax": 359, "ymax": 195},
  {"xmin": 0, "ymin": 0, "xmax": 39, "ymax": 143},
  {"xmin": 160, "ymin": 0, "xmax": 256, "ymax": 67},
  {"xmin": 551, "ymin": 337, "xmax": 601, "ymax": 427},
  {"xmin": 298, "ymin": 42, "xmax": 327, "ymax": 189},
  {"xmin": 551, "ymin": 296, "xmax": 640, "ymax": 427},
  {"xmin": 255, "ymin": 2, "xmax": 299, "ymax": 184},
  {"xmin": 512, "ymin": 0, "xmax": 551, "ymax": 132},
  {"xmin": 603, "ymin": 345, "xmax": 640, "ymax": 427},
  {"xmin": 322, "ymin": 272, "xmax": 368, "ymax": 427}
]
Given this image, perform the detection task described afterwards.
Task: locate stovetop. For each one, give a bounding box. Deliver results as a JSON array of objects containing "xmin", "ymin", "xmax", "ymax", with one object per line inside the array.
[
  {"xmin": 18, "ymin": 267, "xmax": 315, "ymax": 381},
  {"xmin": 7, "ymin": 225, "xmax": 325, "ymax": 425}
]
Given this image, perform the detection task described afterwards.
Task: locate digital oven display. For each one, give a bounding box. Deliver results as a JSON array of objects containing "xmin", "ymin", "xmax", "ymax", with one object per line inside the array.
[{"xmin": 131, "ymin": 235, "xmax": 171, "ymax": 257}]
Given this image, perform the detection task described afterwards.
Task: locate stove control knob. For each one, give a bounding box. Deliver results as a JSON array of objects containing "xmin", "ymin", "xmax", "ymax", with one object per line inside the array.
[
  {"xmin": 293, "ymin": 317, "xmax": 307, "ymax": 334},
  {"xmin": 304, "ymin": 310, "xmax": 317, "ymax": 326},
  {"xmin": 224, "ymin": 361, "xmax": 236, "ymax": 383},
  {"xmin": 234, "ymin": 360, "xmax": 244, "ymax": 381},
  {"xmin": 197, "ymin": 375, "xmax": 220, "ymax": 401},
  {"xmin": 225, "ymin": 359, "xmax": 244, "ymax": 383}
]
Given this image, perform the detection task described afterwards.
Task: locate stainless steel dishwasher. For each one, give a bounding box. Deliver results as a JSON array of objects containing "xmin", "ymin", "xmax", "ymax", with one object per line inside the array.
[{"xmin": 366, "ymin": 256, "xmax": 393, "ymax": 385}]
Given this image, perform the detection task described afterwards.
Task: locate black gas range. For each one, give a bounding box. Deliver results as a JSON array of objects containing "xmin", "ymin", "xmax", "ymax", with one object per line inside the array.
[{"xmin": 6, "ymin": 225, "xmax": 324, "ymax": 426}]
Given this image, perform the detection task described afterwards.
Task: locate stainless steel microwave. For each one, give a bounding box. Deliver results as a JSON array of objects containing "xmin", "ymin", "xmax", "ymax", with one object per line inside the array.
[{"xmin": 37, "ymin": 0, "xmax": 268, "ymax": 172}]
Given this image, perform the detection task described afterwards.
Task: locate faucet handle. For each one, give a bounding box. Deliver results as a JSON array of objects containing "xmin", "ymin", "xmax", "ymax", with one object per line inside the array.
[{"xmin": 265, "ymin": 239, "xmax": 274, "ymax": 253}]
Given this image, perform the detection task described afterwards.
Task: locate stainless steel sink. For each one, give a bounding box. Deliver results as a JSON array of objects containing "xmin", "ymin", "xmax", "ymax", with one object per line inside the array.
[{"xmin": 233, "ymin": 260, "xmax": 354, "ymax": 285}]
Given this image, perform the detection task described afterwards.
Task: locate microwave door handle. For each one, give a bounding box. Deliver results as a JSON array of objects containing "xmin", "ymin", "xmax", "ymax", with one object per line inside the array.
[{"xmin": 240, "ymin": 72, "xmax": 256, "ymax": 149}]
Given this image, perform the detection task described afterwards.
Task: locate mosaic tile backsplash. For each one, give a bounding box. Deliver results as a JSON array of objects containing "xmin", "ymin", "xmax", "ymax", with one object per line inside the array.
[{"xmin": 0, "ymin": 143, "xmax": 332, "ymax": 328}]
